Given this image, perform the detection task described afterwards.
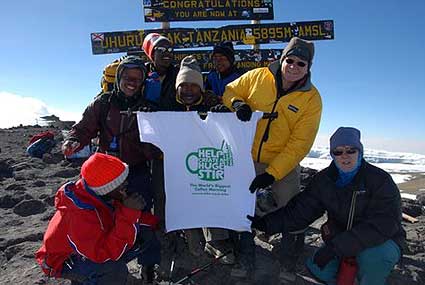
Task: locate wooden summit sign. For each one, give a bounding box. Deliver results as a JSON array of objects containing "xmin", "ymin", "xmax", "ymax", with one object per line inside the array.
[
  {"xmin": 91, "ymin": 20, "xmax": 334, "ymax": 54},
  {"xmin": 143, "ymin": 0, "xmax": 274, "ymax": 22},
  {"xmin": 128, "ymin": 48, "xmax": 283, "ymax": 72}
]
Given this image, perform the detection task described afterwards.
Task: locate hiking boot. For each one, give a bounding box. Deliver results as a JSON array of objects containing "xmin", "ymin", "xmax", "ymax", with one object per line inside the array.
[
  {"xmin": 204, "ymin": 240, "xmax": 235, "ymax": 264},
  {"xmin": 139, "ymin": 265, "xmax": 157, "ymax": 284}
]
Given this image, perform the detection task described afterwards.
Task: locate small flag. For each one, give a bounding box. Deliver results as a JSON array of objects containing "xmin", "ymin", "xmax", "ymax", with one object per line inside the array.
[{"xmin": 91, "ymin": 33, "xmax": 104, "ymax": 41}]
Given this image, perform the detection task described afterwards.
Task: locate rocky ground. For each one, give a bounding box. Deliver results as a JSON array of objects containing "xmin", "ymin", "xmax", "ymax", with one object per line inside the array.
[{"xmin": 0, "ymin": 126, "xmax": 424, "ymax": 285}]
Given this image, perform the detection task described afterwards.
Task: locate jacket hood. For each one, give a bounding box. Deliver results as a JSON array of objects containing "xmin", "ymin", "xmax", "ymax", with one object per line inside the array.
[
  {"xmin": 113, "ymin": 56, "xmax": 147, "ymax": 109},
  {"xmin": 55, "ymin": 180, "xmax": 113, "ymax": 212}
]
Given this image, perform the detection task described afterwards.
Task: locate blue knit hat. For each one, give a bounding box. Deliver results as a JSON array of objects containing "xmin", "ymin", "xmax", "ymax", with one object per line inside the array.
[{"xmin": 330, "ymin": 127, "xmax": 364, "ymax": 155}]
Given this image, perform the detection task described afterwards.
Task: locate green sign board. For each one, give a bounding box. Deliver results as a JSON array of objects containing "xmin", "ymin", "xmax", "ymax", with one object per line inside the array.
[
  {"xmin": 143, "ymin": 0, "xmax": 274, "ymax": 22},
  {"xmin": 91, "ymin": 20, "xmax": 334, "ymax": 54},
  {"xmin": 128, "ymin": 48, "xmax": 282, "ymax": 72}
]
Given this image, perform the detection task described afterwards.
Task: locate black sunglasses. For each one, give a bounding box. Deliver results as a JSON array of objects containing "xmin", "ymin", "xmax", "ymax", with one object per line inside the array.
[
  {"xmin": 332, "ymin": 148, "xmax": 358, "ymax": 156},
  {"xmin": 154, "ymin": 46, "xmax": 173, "ymax": 53},
  {"xmin": 285, "ymin": 58, "xmax": 307, "ymax": 67}
]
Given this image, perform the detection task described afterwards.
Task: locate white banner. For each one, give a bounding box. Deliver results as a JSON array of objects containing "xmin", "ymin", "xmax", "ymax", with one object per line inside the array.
[{"xmin": 137, "ymin": 111, "xmax": 261, "ymax": 232}]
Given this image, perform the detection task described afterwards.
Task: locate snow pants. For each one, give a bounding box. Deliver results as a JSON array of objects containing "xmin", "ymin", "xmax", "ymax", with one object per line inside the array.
[{"xmin": 306, "ymin": 239, "xmax": 401, "ymax": 285}]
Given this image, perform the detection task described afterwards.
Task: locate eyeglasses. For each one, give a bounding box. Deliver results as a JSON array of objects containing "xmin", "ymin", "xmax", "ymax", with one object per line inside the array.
[
  {"xmin": 285, "ymin": 58, "xmax": 307, "ymax": 67},
  {"xmin": 121, "ymin": 75, "xmax": 144, "ymax": 84},
  {"xmin": 154, "ymin": 46, "xmax": 173, "ymax": 53},
  {"xmin": 332, "ymin": 148, "xmax": 358, "ymax": 156}
]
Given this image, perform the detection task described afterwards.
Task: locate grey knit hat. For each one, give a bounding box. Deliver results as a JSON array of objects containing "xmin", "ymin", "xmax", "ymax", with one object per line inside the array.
[
  {"xmin": 330, "ymin": 127, "xmax": 364, "ymax": 154},
  {"xmin": 175, "ymin": 55, "xmax": 204, "ymax": 91},
  {"xmin": 280, "ymin": 37, "xmax": 315, "ymax": 66}
]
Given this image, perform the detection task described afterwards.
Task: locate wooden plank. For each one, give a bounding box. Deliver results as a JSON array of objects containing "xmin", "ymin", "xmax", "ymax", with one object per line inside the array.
[{"xmin": 402, "ymin": 212, "xmax": 419, "ymax": 223}]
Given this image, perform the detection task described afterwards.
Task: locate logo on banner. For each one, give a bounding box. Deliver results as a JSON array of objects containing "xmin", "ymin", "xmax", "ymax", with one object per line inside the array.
[{"xmin": 185, "ymin": 140, "xmax": 233, "ymax": 181}]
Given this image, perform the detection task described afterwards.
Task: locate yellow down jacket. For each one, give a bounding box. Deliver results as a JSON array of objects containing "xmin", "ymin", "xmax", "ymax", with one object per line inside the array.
[{"xmin": 223, "ymin": 61, "xmax": 322, "ymax": 180}]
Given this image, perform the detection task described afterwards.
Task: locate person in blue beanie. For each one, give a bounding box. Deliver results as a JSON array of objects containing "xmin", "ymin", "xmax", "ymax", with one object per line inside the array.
[{"xmin": 248, "ymin": 127, "xmax": 405, "ymax": 285}]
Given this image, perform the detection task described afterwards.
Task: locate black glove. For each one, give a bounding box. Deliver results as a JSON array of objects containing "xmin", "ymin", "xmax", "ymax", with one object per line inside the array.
[
  {"xmin": 139, "ymin": 105, "xmax": 157, "ymax": 112},
  {"xmin": 249, "ymin": 172, "xmax": 275, "ymax": 193},
  {"xmin": 210, "ymin": 104, "xmax": 231, "ymax": 113},
  {"xmin": 232, "ymin": 101, "xmax": 252, "ymax": 121},
  {"xmin": 313, "ymin": 244, "xmax": 337, "ymax": 269},
  {"xmin": 320, "ymin": 219, "xmax": 342, "ymax": 244},
  {"xmin": 247, "ymin": 215, "xmax": 267, "ymax": 232}
]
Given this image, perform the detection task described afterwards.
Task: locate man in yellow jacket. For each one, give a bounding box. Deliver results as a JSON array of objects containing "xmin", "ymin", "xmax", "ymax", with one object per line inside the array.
[{"xmin": 222, "ymin": 37, "xmax": 322, "ymax": 282}]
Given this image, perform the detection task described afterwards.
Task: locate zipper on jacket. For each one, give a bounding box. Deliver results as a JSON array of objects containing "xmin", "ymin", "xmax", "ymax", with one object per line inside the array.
[
  {"xmin": 256, "ymin": 67, "xmax": 285, "ymax": 163},
  {"xmin": 256, "ymin": 98, "xmax": 279, "ymax": 162}
]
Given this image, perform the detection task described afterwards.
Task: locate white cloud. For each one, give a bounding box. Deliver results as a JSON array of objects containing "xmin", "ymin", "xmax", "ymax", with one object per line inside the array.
[
  {"xmin": 0, "ymin": 91, "xmax": 81, "ymax": 128},
  {"xmin": 313, "ymin": 133, "xmax": 425, "ymax": 155}
]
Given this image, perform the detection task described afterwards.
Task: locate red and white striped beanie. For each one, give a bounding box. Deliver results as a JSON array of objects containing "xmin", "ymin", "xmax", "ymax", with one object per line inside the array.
[
  {"xmin": 81, "ymin": 153, "xmax": 129, "ymax": 196},
  {"xmin": 142, "ymin": 33, "xmax": 171, "ymax": 61}
]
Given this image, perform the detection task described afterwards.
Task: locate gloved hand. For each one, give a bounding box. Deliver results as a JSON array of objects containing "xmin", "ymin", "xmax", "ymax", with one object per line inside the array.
[
  {"xmin": 140, "ymin": 212, "xmax": 160, "ymax": 230},
  {"xmin": 210, "ymin": 104, "xmax": 231, "ymax": 113},
  {"xmin": 313, "ymin": 244, "xmax": 337, "ymax": 269},
  {"xmin": 247, "ymin": 215, "xmax": 267, "ymax": 232},
  {"xmin": 122, "ymin": 193, "xmax": 146, "ymax": 210},
  {"xmin": 139, "ymin": 105, "xmax": 157, "ymax": 112},
  {"xmin": 249, "ymin": 172, "xmax": 275, "ymax": 193},
  {"xmin": 62, "ymin": 140, "xmax": 80, "ymax": 157},
  {"xmin": 232, "ymin": 101, "xmax": 252, "ymax": 121},
  {"xmin": 320, "ymin": 219, "xmax": 342, "ymax": 244}
]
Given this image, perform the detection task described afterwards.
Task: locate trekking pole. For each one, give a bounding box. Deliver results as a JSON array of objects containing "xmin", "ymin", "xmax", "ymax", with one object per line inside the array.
[
  {"xmin": 173, "ymin": 249, "xmax": 233, "ymax": 284},
  {"xmin": 168, "ymin": 232, "xmax": 179, "ymax": 282}
]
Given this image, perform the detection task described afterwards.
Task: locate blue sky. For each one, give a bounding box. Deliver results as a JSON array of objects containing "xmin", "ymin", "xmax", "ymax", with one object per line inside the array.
[{"xmin": 1, "ymin": 0, "xmax": 424, "ymax": 154}]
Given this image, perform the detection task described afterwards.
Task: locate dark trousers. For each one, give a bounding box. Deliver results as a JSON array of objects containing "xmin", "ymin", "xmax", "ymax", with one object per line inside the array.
[
  {"xmin": 61, "ymin": 226, "xmax": 160, "ymax": 284},
  {"xmin": 231, "ymin": 231, "xmax": 256, "ymax": 269},
  {"xmin": 280, "ymin": 232, "xmax": 305, "ymax": 271},
  {"xmin": 61, "ymin": 248, "xmax": 137, "ymax": 284},
  {"xmin": 123, "ymin": 163, "xmax": 161, "ymax": 266},
  {"xmin": 127, "ymin": 162, "xmax": 153, "ymax": 211}
]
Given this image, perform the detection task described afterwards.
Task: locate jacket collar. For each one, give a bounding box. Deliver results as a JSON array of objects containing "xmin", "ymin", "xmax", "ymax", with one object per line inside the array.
[
  {"xmin": 65, "ymin": 180, "xmax": 114, "ymax": 212},
  {"xmin": 326, "ymin": 159, "xmax": 368, "ymax": 191}
]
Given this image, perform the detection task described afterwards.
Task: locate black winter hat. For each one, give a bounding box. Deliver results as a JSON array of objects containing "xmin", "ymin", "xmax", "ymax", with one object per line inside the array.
[
  {"xmin": 115, "ymin": 56, "xmax": 147, "ymax": 90},
  {"xmin": 212, "ymin": 41, "xmax": 235, "ymax": 65}
]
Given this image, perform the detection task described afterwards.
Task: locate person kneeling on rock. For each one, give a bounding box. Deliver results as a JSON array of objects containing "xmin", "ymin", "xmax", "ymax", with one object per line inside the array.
[
  {"xmin": 35, "ymin": 153, "xmax": 159, "ymax": 284},
  {"xmin": 248, "ymin": 127, "xmax": 405, "ymax": 285}
]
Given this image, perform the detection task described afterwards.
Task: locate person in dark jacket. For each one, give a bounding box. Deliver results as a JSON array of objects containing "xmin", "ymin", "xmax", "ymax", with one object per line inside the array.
[
  {"xmin": 205, "ymin": 41, "xmax": 244, "ymax": 97},
  {"xmin": 203, "ymin": 42, "xmax": 244, "ymax": 263},
  {"xmin": 142, "ymin": 33, "xmax": 180, "ymax": 234},
  {"xmin": 61, "ymin": 56, "xmax": 160, "ymax": 283},
  {"xmin": 142, "ymin": 33, "xmax": 180, "ymax": 111},
  {"xmin": 174, "ymin": 55, "xmax": 220, "ymax": 112},
  {"xmin": 249, "ymin": 127, "xmax": 405, "ymax": 285},
  {"xmin": 160, "ymin": 55, "xmax": 221, "ymax": 258}
]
